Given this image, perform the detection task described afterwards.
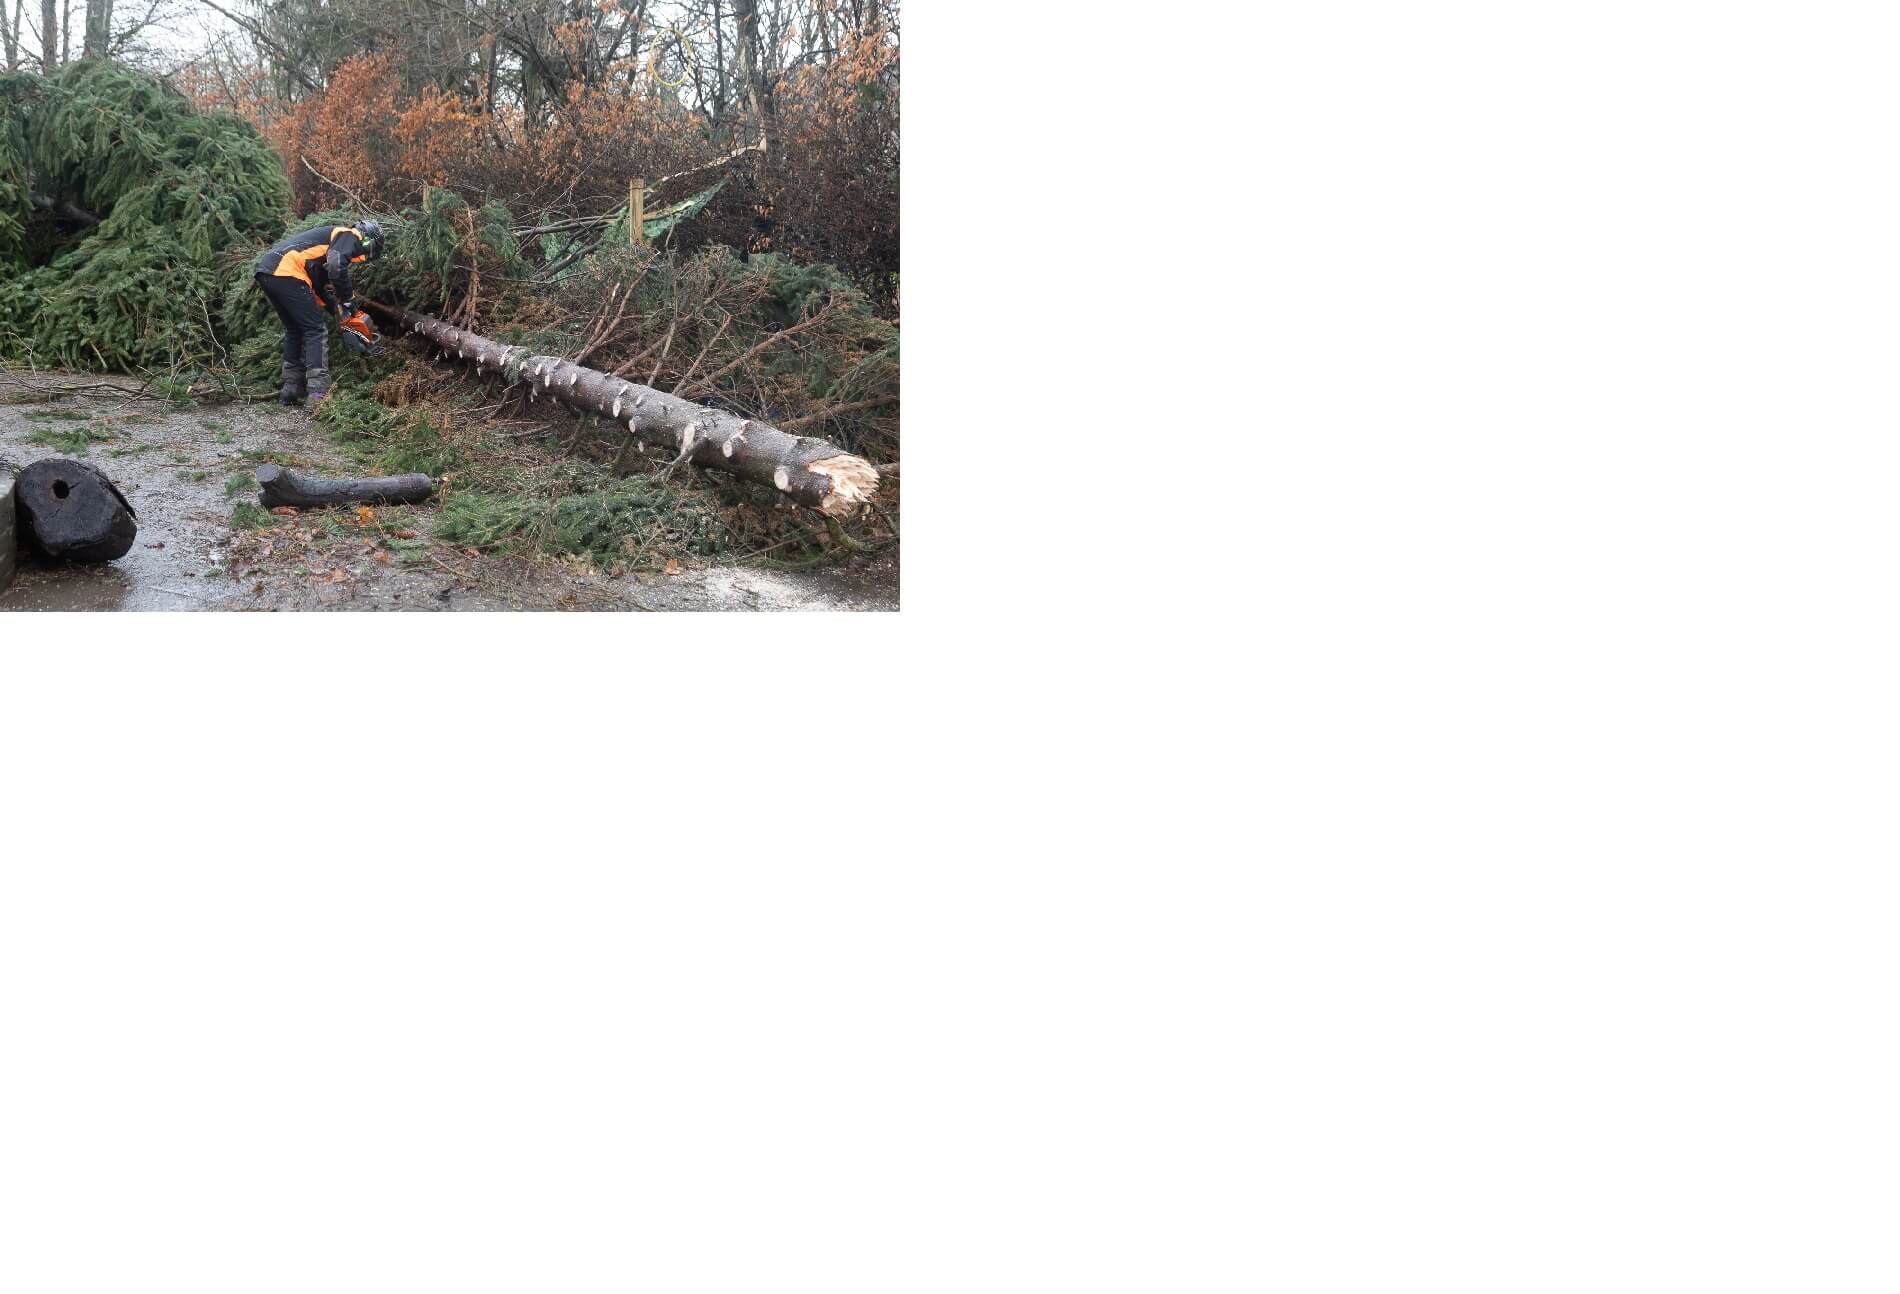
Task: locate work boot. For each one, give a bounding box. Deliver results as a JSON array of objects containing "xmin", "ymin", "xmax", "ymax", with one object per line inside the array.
[
  {"xmin": 278, "ymin": 361, "xmax": 306, "ymax": 406},
  {"xmin": 306, "ymin": 366, "xmax": 332, "ymax": 408}
]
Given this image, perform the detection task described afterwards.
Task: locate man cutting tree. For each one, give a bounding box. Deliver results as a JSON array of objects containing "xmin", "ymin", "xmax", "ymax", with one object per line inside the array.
[{"xmin": 253, "ymin": 217, "xmax": 386, "ymax": 406}]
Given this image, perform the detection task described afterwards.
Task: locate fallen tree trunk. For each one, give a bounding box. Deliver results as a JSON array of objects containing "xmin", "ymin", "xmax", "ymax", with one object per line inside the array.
[
  {"xmin": 15, "ymin": 458, "xmax": 137, "ymax": 561},
  {"xmin": 363, "ymin": 300, "xmax": 879, "ymax": 519},
  {"xmin": 256, "ymin": 464, "xmax": 434, "ymax": 509}
]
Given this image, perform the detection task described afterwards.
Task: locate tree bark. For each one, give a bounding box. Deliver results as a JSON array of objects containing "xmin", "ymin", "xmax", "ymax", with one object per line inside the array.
[
  {"xmin": 15, "ymin": 457, "xmax": 136, "ymax": 561},
  {"xmin": 712, "ymin": 0, "xmax": 727, "ymax": 123},
  {"xmin": 80, "ymin": 0, "xmax": 104, "ymax": 59},
  {"xmin": 39, "ymin": 0, "xmax": 55, "ymax": 69},
  {"xmin": 363, "ymin": 299, "xmax": 879, "ymax": 519},
  {"xmin": 255, "ymin": 465, "xmax": 434, "ymax": 509},
  {"xmin": 29, "ymin": 191, "xmax": 97, "ymax": 225},
  {"xmin": 731, "ymin": 0, "xmax": 776, "ymax": 165}
]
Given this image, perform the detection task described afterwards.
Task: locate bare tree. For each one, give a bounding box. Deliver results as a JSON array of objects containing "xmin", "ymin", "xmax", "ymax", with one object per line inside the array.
[
  {"xmin": 81, "ymin": 0, "xmax": 107, "ymax": 58},
  {"xmin": 710, "ymin": 0, "xmax": 727, "ymax": 123},
  {"xmin": 39, "ymin": 0, "xmax": 54, "ymax": 68},
  {"xmin": 1, "ymin": 0, "xmax": 20, "ymax": 70},
  {"xmin": 730, "ymin": 0, "xmax": 774, "ymax": 163},
  {"xmin": 107, "ymin": 0, "xmax": 179, "ymax": 59}
]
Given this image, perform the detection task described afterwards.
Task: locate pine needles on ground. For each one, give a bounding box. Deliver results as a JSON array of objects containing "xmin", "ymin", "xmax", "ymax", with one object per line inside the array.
[
  {"xmin": 436, "ymin": 479, "xmax": 740, "ymax": 567},
  {"xmin": 310, "ymin": 385, "xmax": 465, "ymax": 478}
]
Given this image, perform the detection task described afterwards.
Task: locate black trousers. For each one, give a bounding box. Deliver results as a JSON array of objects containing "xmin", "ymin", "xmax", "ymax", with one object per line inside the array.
[{"xmin": 254, "ymin": 272, "xmax": 328, "ymax": 371}]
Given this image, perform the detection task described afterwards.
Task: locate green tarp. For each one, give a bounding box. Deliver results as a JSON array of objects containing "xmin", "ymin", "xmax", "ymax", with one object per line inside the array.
[{"xmin": 602, "ymin": 177, "xmax": 727, "ymax": 246}]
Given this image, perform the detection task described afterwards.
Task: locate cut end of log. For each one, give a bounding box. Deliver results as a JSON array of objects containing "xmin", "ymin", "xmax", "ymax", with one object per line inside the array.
[
  {"xmin": 15, "ymin": 458, "xmax": 137, "ymax": 561},
  {"xmin": 809, "ymin": 455, "xmax": 880, "ymax": 518}
]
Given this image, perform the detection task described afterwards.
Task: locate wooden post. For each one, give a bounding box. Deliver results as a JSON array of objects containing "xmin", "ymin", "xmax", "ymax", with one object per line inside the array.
[{"xmin": 630, "ymin": 177, "xmax": 646, "ymax": 246}]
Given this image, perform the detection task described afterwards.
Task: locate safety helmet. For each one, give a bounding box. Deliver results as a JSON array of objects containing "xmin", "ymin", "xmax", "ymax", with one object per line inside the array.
[{"xmin": 357, "ymin": 218, "xmax": 385, "ymax": 260}]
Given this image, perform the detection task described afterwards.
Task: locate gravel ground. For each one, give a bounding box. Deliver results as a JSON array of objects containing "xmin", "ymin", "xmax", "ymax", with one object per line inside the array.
[{"xmin": 0, "ymin": 370, "xmax": 897, "ymax": 613}]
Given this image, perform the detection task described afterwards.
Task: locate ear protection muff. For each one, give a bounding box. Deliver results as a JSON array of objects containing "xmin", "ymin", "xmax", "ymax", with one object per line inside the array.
[{"xmin": 356, "ymin": 218, "xmax": 385, "ymax": 261}]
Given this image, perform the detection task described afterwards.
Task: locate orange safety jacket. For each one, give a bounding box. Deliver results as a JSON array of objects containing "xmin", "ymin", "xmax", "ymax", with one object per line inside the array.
[{"xmin": 256, "ymin": 225, "xmax": 371, "ymax": 307}]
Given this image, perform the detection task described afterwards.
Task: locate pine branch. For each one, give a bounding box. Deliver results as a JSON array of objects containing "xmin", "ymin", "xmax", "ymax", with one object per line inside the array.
[
  {"xmin": 776, "ymin": 395, "xmax": 898, "ymax": 430},
  {"xmin": 677, "ymin": 299, "xmax": 843, "ymax": 400}
]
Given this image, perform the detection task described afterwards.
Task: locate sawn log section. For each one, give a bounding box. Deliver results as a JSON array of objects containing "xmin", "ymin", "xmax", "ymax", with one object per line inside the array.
[
  {"xmin": 363, "ymin": 300, "xmax": 879, "ymax": 518},
  {"xmin": 256, "ymin": 464, "xmax": 434, "ymax": 508}
]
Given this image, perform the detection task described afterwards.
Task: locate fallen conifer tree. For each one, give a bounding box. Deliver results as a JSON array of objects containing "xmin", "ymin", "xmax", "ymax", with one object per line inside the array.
[
  {"xmin": 0, "ymin": 62, "xmax": 290, "ymax": 370},
  {"xmin": 365, "ymin": 300, "xmax": 880, "ymax": 519}
]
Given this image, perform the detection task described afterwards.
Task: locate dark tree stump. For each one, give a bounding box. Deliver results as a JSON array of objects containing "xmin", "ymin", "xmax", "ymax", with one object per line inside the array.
[
  {"xmin": 256, "ymin": 465, "xmax": 434, "ymax": 509},
  {"xmin": 0, "ymin": 471, "xmax": 16, "ymax": 594},
  {"xmin": 15, "ymin": 458, "xmax": 137, "ymax": 562}
]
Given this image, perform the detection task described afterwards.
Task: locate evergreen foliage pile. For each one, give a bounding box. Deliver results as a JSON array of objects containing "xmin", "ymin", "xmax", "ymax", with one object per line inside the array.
[{"xmin": 0, "ymin": 61, "xmax": 290, "ymax": 371}]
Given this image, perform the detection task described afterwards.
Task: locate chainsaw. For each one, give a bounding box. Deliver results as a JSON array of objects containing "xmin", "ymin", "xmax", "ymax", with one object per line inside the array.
[{"xmin": 338, "ymin": 307, "xmax": 385, "ymax": 356}]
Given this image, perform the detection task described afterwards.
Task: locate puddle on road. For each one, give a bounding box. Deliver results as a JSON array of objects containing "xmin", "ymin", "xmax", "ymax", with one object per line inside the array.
[{"xmin": 2, "ymin": 496, "xmax": 240, "ymax": 611}]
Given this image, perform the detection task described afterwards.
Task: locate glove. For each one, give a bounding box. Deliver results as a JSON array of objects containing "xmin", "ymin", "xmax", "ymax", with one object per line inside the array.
[{"xmin": 339, "ymin": 300, "xmax": 355, "ymax": 316}]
